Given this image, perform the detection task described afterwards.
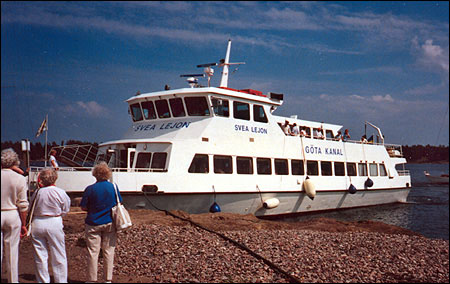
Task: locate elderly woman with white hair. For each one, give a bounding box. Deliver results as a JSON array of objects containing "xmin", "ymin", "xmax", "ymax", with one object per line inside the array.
[
  {"xmin": 80, "ymin": 162, "xmax": 123, "ymax": 283},
  {"xmin": 1, "ymin": 148, "xmax": 29, "ymax": 283},
  {"xmin": 30, "ymin": 168, "xmax": 71, "ymax": 283}
]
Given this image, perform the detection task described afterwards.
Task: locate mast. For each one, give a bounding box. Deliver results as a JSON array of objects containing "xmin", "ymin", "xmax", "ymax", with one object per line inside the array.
[{"xmin": 219, "ymin": 39, "xmax": 232, "ymax": 88}]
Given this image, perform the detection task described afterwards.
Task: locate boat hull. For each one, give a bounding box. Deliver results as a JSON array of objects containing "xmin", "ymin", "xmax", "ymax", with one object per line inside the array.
[{"xmin": 120, "ymin": 188, "xmax": 411, "ymax": 216}]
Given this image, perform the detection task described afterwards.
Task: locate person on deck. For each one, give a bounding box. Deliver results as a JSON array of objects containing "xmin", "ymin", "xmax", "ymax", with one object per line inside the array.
[{"xmin": 49, "ymin": 149, "xmax": 59, "ymax": 170}]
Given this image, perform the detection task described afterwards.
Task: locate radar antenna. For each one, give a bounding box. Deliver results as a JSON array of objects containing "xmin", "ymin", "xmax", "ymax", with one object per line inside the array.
[{"xmin": 180, "ymin": 39, "xmax": 245, "ymax": 88}]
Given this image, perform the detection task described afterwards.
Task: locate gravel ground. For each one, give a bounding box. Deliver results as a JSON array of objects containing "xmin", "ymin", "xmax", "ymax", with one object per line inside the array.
[{"xmin": 3, "ymin": 209, "xmax": 449, "ymax": 283}]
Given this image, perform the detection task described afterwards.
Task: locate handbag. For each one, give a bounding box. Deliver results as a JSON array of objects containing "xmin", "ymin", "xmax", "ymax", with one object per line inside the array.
[
  {"xmin": 25, "ymin": 188, "xmax": 41, "ymax": 237},
  {"xmin": 111, "ymin": 183, "xmax": 132, "ymax": 231}
]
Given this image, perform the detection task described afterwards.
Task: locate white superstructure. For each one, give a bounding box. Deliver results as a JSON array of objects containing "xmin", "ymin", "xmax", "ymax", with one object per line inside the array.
[{"xmin": 29, "ymin": 40, "xmax": 411, "ymax": 216}]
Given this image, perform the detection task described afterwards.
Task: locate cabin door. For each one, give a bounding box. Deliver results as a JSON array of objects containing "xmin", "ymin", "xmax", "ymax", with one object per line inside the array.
[{"xmin": 127, "ymin": 148, "xmax": 136, "ymax": 172}]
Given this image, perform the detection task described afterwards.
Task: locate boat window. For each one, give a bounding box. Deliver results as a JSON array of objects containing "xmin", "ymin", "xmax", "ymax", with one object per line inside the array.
[
  {"xmin": 151, "ymin": 152, "xmax": 167, "ymax": 170},
  {"xmin": 155, "ymin": 99, "xmax": 171, "ymax": 118},
  {"xmin": 136, "ymin": 152, "xmax": 152, "ymax": 170},
  {"xmin": 169, "ymin": 98, "xmax": 186, "ymax": 117},
  {"xmin": 301, "ymin": 127, "xmax": 311, "ymax": 138},
  {"xmin": 321, "ymin": 161, "xmax": 332, "ymax": 176},
  {"xmin": 358, "ymin": 163, "xmax": 368, "ymax": 176},
  {"xmin": 237, "ymin": 157, "xmax": 253, "ymax": 174},
  {"xmin": 347, "ymin": 163, "xmax": 357, "ymax": 176},
  {"xmin": 233, "ymin": 101, "xmax": 250, "ymax": 120},
  {"xmin": 256, "ymin": 158, "xmax": 271, "ymax": 175},
  {"xmin": 326, "ymin": 130, "xmax": 334, "ymax": 140},
  {"xmin": 334, "ymin": 162, "xmax": 345, "ymax": 176},
  {"xmin": 307, "ymin": 161, "xmax": 319, "ymax": 176},
  {"xmin": 214, "ymin": 155, "xmax": 232, "ymax": 174},
  {"xmin": 211, "ymin": 97, "xmax": 229, "ymax": 117},
  {"xmin": 369, "ymin": 163, "xmax": 378, "ymax": 176},
  {"xmin": 379, "ymin": 164, "xmax": 387, "ymax": 176},
  {"xmin": 313, "ymin": 128, "xmax": 324, "ymax": 139},
  {"xmin": 253, "ymin": 105, "xmax": 268, "ymax": 123},
  {"xmin": 275, "ymin": 159, "xmax": 289, "ymax": 175},
  {"xmin": 185, "ymin": 97, "xmax": 210, "ymax": 116},
  {"xmin": 188, "ymin": 154, "xmax": 209, "ymax": 173},
  {"xmin": 291, "ymin": 160, "xmax": 304, "ymax": 175},
  {"xmin": 130, "ymin": 103, "xmax": 143, "ymax": 122},
  {"xmin": 141, "ymin": 101, "xmax": 157, "ymax": 120}
]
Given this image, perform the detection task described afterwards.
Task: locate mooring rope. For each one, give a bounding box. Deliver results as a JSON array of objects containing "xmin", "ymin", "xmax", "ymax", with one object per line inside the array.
[{"xmin": 141, "ymin": 191, "xmax": 300, "ymax": 283}]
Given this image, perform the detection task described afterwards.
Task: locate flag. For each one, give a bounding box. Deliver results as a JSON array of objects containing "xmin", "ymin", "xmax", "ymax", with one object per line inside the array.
[{"xmin": 35, "ymin": 116, "xmax": 47, "ymax": 137}]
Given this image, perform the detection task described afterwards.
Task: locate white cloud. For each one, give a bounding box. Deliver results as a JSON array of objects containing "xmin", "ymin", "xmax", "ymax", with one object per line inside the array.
[
  {"xmin": 372, "ymin": 94, "xmax": 394, "ymax": 102},
  {"xmin": 63, "ymin": 101, "xmax": 108, "ymax": 117}
]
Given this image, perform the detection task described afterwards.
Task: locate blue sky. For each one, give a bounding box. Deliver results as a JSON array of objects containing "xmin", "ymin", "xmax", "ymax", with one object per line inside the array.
[{"xmin": 1, "ymin": 1, "xmax": 449, "ymax": 146}]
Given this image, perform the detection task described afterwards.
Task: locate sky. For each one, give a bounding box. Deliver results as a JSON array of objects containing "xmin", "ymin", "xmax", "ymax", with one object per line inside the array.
[{"xmin": 1, "ymin": 1, "xmax": 449, "ymax": 146}]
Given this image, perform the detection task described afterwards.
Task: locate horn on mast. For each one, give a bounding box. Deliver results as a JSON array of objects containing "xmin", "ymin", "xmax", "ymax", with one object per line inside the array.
[{"xmin": 219, "ymin": 39, "xmax": 232, "ymax": 88}]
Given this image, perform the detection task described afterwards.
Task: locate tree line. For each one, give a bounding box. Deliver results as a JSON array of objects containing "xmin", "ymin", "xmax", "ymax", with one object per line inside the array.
[{"xmin": 1, "ymin": 140, "xmax": 448, "ymax": 164}]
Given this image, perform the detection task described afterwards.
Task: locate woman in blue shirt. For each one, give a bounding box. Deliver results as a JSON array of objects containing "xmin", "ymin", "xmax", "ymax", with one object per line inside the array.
[{"xmin": 80, "ymin": 162, "xmax": 122, "ymax": 283}]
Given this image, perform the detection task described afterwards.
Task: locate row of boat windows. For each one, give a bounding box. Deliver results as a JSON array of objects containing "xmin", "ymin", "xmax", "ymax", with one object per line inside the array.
[
  {"xmin": 188, "ymin": 154, "xmax": 388, "ymax": 177},
  {"xmin": 130, "ymin": 96, "xmax": 268, "ymax": 123}
]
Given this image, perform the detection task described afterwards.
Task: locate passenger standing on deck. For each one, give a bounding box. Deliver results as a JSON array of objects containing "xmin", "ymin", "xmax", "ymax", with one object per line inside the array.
[
  {"xmin": 1, "ymin": 148, "xmax": 29, "ymax": 283},
  {"xmin": 334, "ymin": 131, "xmax": 343, "ymax": 141},
  {"xmin": 49, "ymin": 149, "xmax": 59, "ymax": 171},
  {"xmin": 81, "ymin": 162, "xmax": 123, "ymax": 283},
  {"xmin": 343, "ymin": 129, "xmax": 351, "ymax": 141},
  {"xmin": 31, "ymin": 168, "xmax": 71, "ymax": 283},
  {"xmin": 281, "ymin": 120, "xmax": 290, "ymax": 135},
  {"xmin": 290, "ymin": 123, "xmax": 300, "ymax": 136}
]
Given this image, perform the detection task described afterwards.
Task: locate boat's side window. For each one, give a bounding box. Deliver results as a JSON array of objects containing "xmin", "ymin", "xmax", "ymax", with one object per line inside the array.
[
  {"xmin": 307, "ymin": 160, "xmax": 319, "ymax": 176},
  {"xmin": 214, "ymin": 155, "xmax": 233, "ymax": 174},
  {"xmin": 358, "ymin": 163, "xmax": 368, "ymax": 176},
  {"xmin": 188, "ymin": 154, "xmax": 209, "ymax": 173},
  {"xmin": 151, "ymin": 152, "xmax": 168, "ymax": 171},
  {"xmin": 321, "ymin": 161, "xmax": 332, "ymax": 176},
  {"xmin": 136, "ymin": 152, "xmax": 152, "ymax": 171},
  {"xmin": 291, "ymin": 160, "xmax": 304, "ymax": 175},
  {"xmin": 256, "ymin": 158, "xmax": 271, "ymax": 175},
  {"xmin": 253, "ymin": 105, "xmax": 268, "ymax": 123},
  {"xmin": 236, "ymin": 156, "xmax": 253, "ymax": 174},
  {"xmin": 130, "ymin": 103, "xmax": 143, "ymax": 122},
  {"xmin": 185, "ymin": 97, "xmax": 210, "ymax": 116},
  {"xmin": 155, "ymin": 99, "xmax": 171, "ymax": 119},
  {"xmin": 275, "ymin": 159, "xmax": 289, "ymax": 175},
  {"xmin": 301, "ymin": 127, "xmax": 311, "ymax": 138},
  {"xmin": 141, "ymin": 101, "xmax": 157, "ymax": 120},
  {"xmin": 233, "ymin": 101, "xmax": 250, "ymax": 121},
  {"xmin": 347, "ymin": 162, "xmax": 357, "ymax": 176},
  {"xmin": 325, "ymin": 130, "xmax": 334, "ymax": 140},
  {"xmin": 369, "ymin": 163, "xmax": 378, "ymax": 176},
  {"xmin": 379, "ymin": 164, "xmax": 387, "ymax": 176},
  {"xmin": 169, "ymin": 98, "xmax": 186, "ymax": 117},
  {"xmin": 211, "ymin": 97, "xmax": 229, "ymax": 117},
  {"xmin": 334, "ymin": 162, "xmax": 345, "ymax": 176}
]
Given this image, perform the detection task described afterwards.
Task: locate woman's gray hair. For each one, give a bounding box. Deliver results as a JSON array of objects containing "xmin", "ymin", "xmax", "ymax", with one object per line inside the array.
[
  {"xmin": 1, "ymin": 148, "xmax": 20, "ymax": 168},
  {"xmin": 92, "ymin": 161, "xmax": 112, "ymax": 181},
  {"xmin": 39, "ymin": 168, "xmax": 58, "ymax": 187}
]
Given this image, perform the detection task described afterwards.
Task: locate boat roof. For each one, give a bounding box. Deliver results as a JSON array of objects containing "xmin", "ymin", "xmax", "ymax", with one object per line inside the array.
[{"xmin": 126, "ymin": 87, "xmax": 283, "ymax": 106}]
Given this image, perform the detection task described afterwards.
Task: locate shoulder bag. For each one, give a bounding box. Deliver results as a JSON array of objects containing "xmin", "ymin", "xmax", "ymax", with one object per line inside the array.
[{"xmin": 111, "ymin": 183, "xmax": 132, "ymax": 231}]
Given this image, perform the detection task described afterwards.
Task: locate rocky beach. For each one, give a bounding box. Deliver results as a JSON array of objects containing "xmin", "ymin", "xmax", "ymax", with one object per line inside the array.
[{"xmin": 3, "ymin": 208, "xmax": 449, "ymax": 283}]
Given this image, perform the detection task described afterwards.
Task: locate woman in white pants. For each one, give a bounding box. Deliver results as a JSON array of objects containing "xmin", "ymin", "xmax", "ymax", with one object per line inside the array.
[
  {"xmin": 30, "ymin": 168, "xmax": 71, "ymax": 283},
  {"xmin": 1, "ymin": 148, "xmax": 29, "ymax": 283}
]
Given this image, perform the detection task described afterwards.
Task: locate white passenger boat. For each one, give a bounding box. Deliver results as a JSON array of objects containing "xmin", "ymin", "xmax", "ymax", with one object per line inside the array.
[{"xmin": 29, "ymin": 40, "xmax": 412, "ymax": 216}]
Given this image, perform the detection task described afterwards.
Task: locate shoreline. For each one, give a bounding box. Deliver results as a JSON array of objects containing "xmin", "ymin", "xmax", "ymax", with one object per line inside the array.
[{"xmin": 4, "ymin": 209, "xmax": 448, "ymax": 283}]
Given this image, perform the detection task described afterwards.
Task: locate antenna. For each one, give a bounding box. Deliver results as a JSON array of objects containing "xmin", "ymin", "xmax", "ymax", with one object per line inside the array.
[
  {"xmin": 218, "ymin": 40, "xmax": 245, "ymax": 88},
  {"xmin": 180, "ymin": 74, "xmax": 205, "ymax": 88}
]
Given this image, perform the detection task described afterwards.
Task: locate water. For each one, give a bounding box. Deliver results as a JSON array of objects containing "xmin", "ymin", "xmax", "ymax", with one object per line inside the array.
[{"xmin": 278, "ymin": 163, "xmax": 449, "ymax": 240}]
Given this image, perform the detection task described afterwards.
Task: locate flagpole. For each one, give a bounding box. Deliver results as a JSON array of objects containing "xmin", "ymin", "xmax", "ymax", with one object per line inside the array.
[{"xmin": 45, "ymin": 114, "xmax": 48, "ymax": 167}]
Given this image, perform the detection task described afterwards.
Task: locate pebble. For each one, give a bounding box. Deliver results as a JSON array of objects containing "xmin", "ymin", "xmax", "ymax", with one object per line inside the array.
[{"xmin": 63, "ymin": 224, "xmax": 449, "ymax": 283}]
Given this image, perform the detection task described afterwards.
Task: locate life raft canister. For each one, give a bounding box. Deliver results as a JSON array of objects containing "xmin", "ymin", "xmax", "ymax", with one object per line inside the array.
[{"xmin": 303, "ymin": 177, "xmax": 316, "ymax": 200}]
